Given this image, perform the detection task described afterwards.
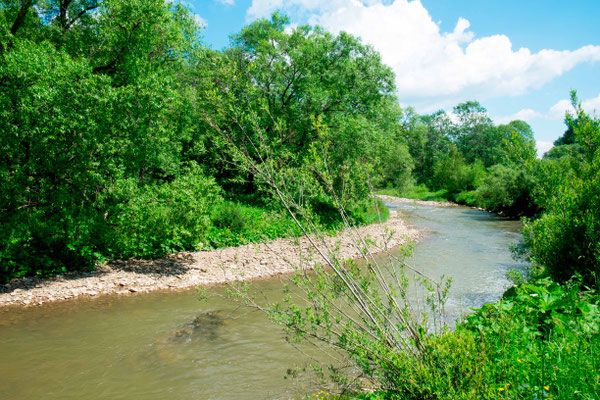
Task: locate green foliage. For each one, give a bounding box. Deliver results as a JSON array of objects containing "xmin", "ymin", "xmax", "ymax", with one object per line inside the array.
[
  {"xmin": 431, "ymin": 147, "xmax": 484, "ymax": 195},
  {"xmin": 0, "ymin": 0, "xmax": 212, "ymax": 281},
  {"xmin": 452, "ymin": 101, "xmax": 503, "ymax": 167},
  {"xmin": 207, "ymin": 202, "xmax": 300, "ymax": 249},
  {"xmin": 523, "ymin": 92, "xmax": 600, "ymax": 284},
  {"xmin": 376, "ymin": 140, "xmax": 414, "ymax": 192},
  {"xmin": 100, "ymin": 167, "xmax": 222, "ymax": 258},
  {"xmin": 210, "ymin": 14, "xmax": 402, "ymax": 214},
  {"xmin": 349, "ymin": 199, "xmax": 391, "ymax": 226},
  {"xmin": 544, "ymin": 143, "xmax": 584, "ymax": 162},
  {"xmin": 499, "ymin": 120, "xmax": 537, "ymax": 164},
  {"xmin": 453, "ymin": 190, "xmax": 478, "ymax": 207},
  {"xmin": 554, "ymin": 118, "xmax": 577, "ymax": 146},
  {"xmin": 474, "ymin": 164, "xmax": 536, "ymax": 216},
  {"xmin": 338, "ymin": 279, "xmax": 600, "ymax": 400},
  {"xmin": 454, "ymin": 279, "xmax": 600, "ymax": 400},
  {"xmin": 388, "ymin": 184, "xmax": 449, "ymax": 202}
]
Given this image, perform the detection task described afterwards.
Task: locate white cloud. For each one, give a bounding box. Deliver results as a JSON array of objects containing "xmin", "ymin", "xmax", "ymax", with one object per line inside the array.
[
  {"xmin": 217, "ymin": 0, "xmax": 235, "ymax": 5},
  {"xmin": 246, "ymin": 0, "xmax": 600, "ymax": 111},
  {"xmin": 494, "ymin": 109, "xmax": 543, "ymax": 125},
  {"xmin": 194, "ymin": 14, "xmax": 208, "ymax": 28},
  {"xmin": 548, "ymin": 93, "xmax": 600, "ymax": 120},
  {"xmin": 536, "ymin": 141, "xmax": 554, "ymax": 157}
]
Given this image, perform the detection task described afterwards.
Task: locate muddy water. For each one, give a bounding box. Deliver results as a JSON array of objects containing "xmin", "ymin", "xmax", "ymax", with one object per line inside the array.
[{"xmin": 0, "ymin": 202, "xmax": 525, "ymax": 400}]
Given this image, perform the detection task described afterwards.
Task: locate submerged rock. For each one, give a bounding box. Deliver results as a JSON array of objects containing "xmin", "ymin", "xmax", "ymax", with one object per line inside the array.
[{"xmin": 171, "ymin": 311, "xmax": 227, "ymax": 342}]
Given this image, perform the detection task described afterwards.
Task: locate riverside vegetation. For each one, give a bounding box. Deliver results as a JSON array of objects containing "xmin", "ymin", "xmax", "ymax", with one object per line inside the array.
[
  {"xmin": 229, "ymin": 92, "xmax": 600, "ymax": 400},
  {"xmin": 1, "ymin": 2, "xmax": 599, "ymax": 399}
]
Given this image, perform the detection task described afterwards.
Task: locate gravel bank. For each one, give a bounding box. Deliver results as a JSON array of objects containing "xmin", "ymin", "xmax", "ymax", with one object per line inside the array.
[
  {"xmin": 377, "ymin": 194, "xmax": 458, "ymax": 208},
  {"xmin": 1, "ymin": 210, "xmax": 419, "ymax": 307}
]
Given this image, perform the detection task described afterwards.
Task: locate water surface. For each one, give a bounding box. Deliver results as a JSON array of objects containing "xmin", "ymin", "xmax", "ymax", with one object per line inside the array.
[{"xmin": 0, "ymin": 202, "xmax": 525, "ymax": 399}]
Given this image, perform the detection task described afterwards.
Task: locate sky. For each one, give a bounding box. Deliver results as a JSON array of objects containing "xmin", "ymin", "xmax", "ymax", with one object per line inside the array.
[{"xmin": 190, "ymin": 0, "xmax": 600, "ymax": 156}]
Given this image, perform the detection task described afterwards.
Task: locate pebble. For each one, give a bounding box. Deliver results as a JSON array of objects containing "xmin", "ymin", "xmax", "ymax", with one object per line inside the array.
[{"xmin": 0, "ymin": 207, "xmax": 419, "ymax": 308}]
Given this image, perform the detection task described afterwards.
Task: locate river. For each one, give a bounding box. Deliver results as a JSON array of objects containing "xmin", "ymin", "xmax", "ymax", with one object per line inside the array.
[{"xmin": 0, "ymin": 201, "xmax": 526, "ymax": 400}]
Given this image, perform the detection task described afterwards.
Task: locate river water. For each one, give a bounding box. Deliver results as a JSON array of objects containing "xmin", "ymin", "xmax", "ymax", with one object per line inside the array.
[{"xmin": 0, "ymin": 202, "xmax": 526, "ymax": 400}]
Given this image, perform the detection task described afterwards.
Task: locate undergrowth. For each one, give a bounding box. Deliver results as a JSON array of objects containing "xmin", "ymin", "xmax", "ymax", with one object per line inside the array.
[{"xmin": 333, "ymin": 278, "xmax": 600, "ymax": 400}]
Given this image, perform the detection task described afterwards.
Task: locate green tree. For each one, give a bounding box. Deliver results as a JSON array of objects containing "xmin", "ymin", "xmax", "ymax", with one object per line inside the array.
[
  {"xmin": 452, "ymin": 101, "xmax": 502, "ymax": 167},
  {"xmin": 475, "ymin": 165, "xmax": 536, "ymax": 216},
  {"xmin": 523, "ymin": 91, "xmax": 600, "ymax": 284},
  {"xmin": 0, "ymin": 0, "xmax": 211, "ymax": 281},
  {"xmin": 497, "ymin": 120, "xmax": 537, "ymax": 164},
  {"xmin": 419, "ymin": 110, "xmax": 453, "ymax": 183},
  {"xmin": 208, "ymin": 14, "xmax": 404, "ymax": 214}
]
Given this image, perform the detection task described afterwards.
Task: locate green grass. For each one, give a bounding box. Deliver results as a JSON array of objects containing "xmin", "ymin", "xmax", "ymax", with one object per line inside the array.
[
  {"xmin": 376, "ymin": 184, "xmax": 450, "ymax": 202},
  {"xmin": 453, "ymin": 190, "xmax": 479, "ymax": 207},
  {"xmin": 207, "ymin": 202, "xmax": 301, "ymax": 249},
  {"xmin": 206, "ymin": 199, "xmax": 391, "ymax": 250}
]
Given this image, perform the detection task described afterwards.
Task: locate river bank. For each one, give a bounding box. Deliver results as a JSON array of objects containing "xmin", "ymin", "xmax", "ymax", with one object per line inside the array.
[
  {"xmin": 376, "ymin": 194, "xmax": 458, "ymax": 208},
  {"xmin": 1, "ymin": 205, "xmax": 419, "ymax": 308}
]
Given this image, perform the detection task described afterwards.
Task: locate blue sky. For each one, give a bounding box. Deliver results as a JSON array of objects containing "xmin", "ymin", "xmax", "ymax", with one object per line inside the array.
[{"xmin": 190, "ymin": 0, "xmax": 600, "ymax": 155}]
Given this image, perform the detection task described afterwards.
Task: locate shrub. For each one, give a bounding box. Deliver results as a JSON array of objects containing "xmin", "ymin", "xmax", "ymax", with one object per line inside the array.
[
  {"xmin": 377, "ymin": 141, "xmax": 415, "ymax": 192},
  {"xmin": 101, "ymin": 167, "xmax": 222, "ymax": 258},
  {"xmin": 454, "ymin": 190, "xmax": 478, "ymax": 207},
  {"xmin": 212, "ymin": 202, "xmax": 249, "ymax": 232},
  {"xmin": 341, "ymin": 279, "xmax": 600, "ymax": 400},
  {"xmin": 474, "ymin": 164, "xmax": 536, "ymax": 216},
  {"xmin": 523, "ymin": 93, "xmax": 600, "ymax": 284},
  {"xmin": 431, "ymin": 148, "xmax": 485, "ymax": 195}
]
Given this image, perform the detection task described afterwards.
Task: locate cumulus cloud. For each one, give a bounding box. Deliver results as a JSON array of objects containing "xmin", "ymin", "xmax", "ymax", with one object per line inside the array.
[
  {"xmin": 246, "ymin": 0, "xmax": 600, "ymax": 111},
  {"xmin": 217, "ymin": 0, "xmax": 235, "ymax": 5},
  {"xmin": 548, "ymin": 93, "xmax": 600, "ymax": 120},
  {"xmin": 194, "ymin": 14, "xmax": 208, "ymax": 28},
  {"xmin": 536, "ymin": 141, "xmax": 554, "ymax": 157},
  {"xmin": 494, "ymin": 109, "xmax": 543, "ymax": 125}
]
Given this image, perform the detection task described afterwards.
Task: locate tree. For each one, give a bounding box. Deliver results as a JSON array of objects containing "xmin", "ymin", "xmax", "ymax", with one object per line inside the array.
[
  {"xmin": 523, "ymin": 91, "xmax": 600, "ymax": 284},
  {"xmin": 0, "ymin": 0, "xmax": 211, "ymax": 281},
  {"xmin": 452, "ymin": 101, "xmax": 502, "ymax": 167},
  {"xmin": 497, "ymin": 120, "xmax": 537, "ymax": 164},
  {"xmin": 419, "ymin": 110, "xmax": 452, "ymax": 183},
  {"xmin": 206, "ymin": 14, "xmax": 404, "ymax": 212}
]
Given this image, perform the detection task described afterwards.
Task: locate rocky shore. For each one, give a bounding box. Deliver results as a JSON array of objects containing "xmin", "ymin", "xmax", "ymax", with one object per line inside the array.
[
  {"xmin": 1, "ymin": 208, "xmax": 419, "ymax": 308},
  {"xmin": 377, "ymin": 194, "xmax": 457, "ymax": 208}
]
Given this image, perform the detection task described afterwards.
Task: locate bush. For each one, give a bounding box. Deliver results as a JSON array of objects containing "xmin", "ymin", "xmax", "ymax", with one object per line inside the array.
[
  {"xmin": 342, "ymin": 279, "xmax": 600, "ymax": 400},
  {"xmin": 431, "ymin": 149, "xmax": 485, "ymax": 195},
  {"xmin": 474, "ymin": 164, "xmax": 536, "ymax": 216},
  {"xmin": 401, "ymin": 184, "xmax": 449, "ymax": 201},
  {"xmin": 523, "ymin": 93, "xmax": 600, "ymax": 284},
  {"xmin": 348, "ymin": 199, "xmax": 390, "ymax": 225},
  {"xmin": 212, "ymin": 202, "xmax": 249, "ymax": 232},
  {"xmin": 454, "ymin": 190, "xmax": 478, "ymax": 207},
  {"xmin": 207, "ymin": 201, "xmax": 300, "ymax": 249},
  {"xmin": 101, "ymin": 167, "xmax": 222, "ymax": 258}
]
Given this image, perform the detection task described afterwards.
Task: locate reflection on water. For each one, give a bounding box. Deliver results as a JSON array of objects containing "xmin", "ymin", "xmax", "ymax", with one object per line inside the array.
[{"xmin": 0, "ymin": 203, "xmax": 525, "ymax": 400}]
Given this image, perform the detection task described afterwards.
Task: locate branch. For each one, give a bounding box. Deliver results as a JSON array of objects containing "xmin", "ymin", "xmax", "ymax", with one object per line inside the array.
[
  {"xmin": 10, "ymin": 0, "xmax": 34, "ymax": 36},
  {"xmin": 65, "ymin": 2, "xmax": 100, "ymax": 31}
]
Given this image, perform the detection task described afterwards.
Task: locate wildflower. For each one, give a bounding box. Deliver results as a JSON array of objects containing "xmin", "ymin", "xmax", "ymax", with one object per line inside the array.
[
  {"xmin": 498, "ymin": 387, "xmax": 505, "ymax": 391},
  {"xmin": 544, "ymin": 386, "xmax": 550, "ymax": 391}
]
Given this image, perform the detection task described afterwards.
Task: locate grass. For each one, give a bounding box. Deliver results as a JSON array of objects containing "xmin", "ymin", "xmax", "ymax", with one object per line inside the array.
[
  {"xmin": 207, "ymin": 199, "xmax": 390, "ymax": 250},
  {"xmin": 376, "ymin": 184, "xmax": 450, "ymax": 202}
]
